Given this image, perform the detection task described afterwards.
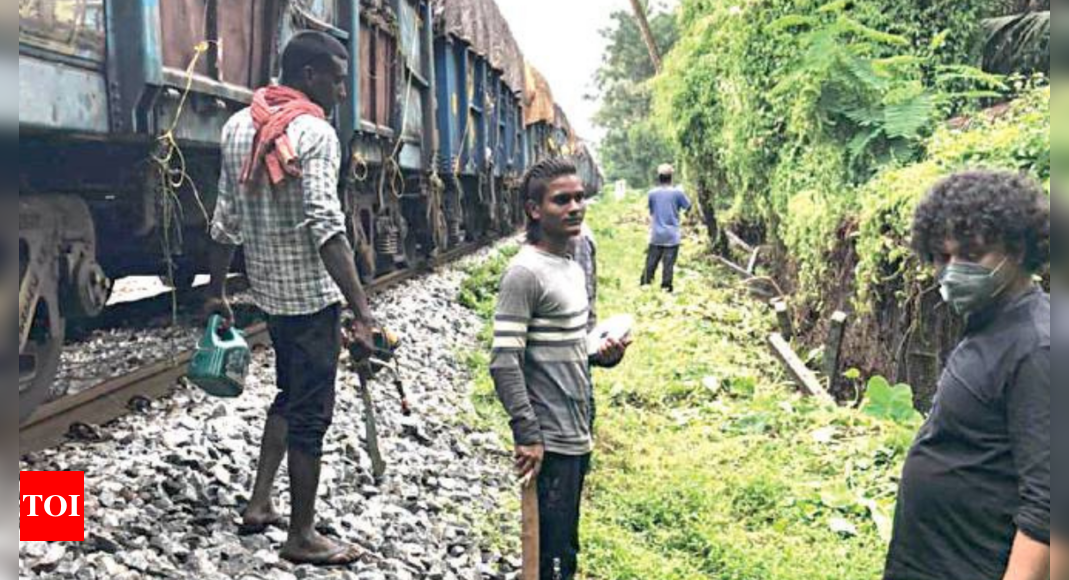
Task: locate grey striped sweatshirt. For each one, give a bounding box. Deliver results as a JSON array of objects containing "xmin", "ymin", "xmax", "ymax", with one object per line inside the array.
[{"xmin": 489, "ymin": 245, "xmax": 593, "ymax": 456}]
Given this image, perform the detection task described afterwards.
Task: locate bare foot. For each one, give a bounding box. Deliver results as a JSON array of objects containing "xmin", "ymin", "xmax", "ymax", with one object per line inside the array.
[
  {"xmin": 238, "ymin": 504, "xmax": 286, "ymax": 535},
  {"xmin": 281, "ymin": 531, "xmax": 365, "ymax": 567}
]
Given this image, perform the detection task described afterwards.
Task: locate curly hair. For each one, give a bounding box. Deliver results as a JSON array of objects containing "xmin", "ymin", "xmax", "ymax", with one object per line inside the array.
[
  {"xmin": 912, "ymin": 170, "xmax": 1050, "ymax": 273},
  {"xmin": 521, "ymin": 157, "xmax": 579, "ymax": 243}
]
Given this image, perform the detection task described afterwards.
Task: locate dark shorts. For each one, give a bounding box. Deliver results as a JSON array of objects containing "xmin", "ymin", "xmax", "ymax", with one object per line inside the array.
[
  {"xmin": 267, "ymin": 303, "xmax": 342, "ymax": 458},
  {"xmin": 538, "ymin": 452, "xmax": 592, "ymax": 580}
]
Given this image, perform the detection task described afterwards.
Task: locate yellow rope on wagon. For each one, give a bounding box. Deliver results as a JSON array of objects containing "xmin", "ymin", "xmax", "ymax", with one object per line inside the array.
[{"xmin": 150, "ymin": 40, "xmax": 218, "ymax": 329}]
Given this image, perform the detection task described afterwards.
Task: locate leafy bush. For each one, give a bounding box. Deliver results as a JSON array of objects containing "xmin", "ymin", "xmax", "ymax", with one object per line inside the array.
[{"xmin": 853, "ymin": 86, "xmax": 1050, "ymax": 310}]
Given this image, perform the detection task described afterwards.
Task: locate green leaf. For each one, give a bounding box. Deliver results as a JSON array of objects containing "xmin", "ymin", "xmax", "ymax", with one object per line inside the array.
[
  {"xmin": 769, "ymin": 14, "xmax": 817, "ymax": 33},
  {"xmin": 873, "ymin": 55, "xmax": 928, "ymax": 70},
  {"xmin": 817, "ymin": 0, "xmax": 850, "ymax": 14},
  {"xmin": 929, "ymin": 29, "xmax": 951, "ymax": 52},
  {"xmin": 862, "ymin": 376, "xmax": 922, "ymax": 425},
  {"xmin": 820, "ymin": 484, "xmax": 858, "ymax": 510},
  {"xmin": 882, "ymin": 94, "xmax": 935, "ymax": 140},
  {"xmin": 936, "ymin": 65, "xmax": 1009, "ymax": 90},
  {"xmin": 848, "ymin": 129, "xmax": 881, "ymax": 160},
  {"xmin": 841, "ymin": 54, "xmax": 890, "ymax": 92},
  {"xmin": 838, "ymin": 16, "xmax": 909, "ymax": 47}
]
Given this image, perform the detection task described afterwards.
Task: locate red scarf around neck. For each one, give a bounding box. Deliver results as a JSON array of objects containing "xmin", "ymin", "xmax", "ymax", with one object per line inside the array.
[{"xmin": 240, "ymin": 86, "xmax": 326, "ymax": 186}]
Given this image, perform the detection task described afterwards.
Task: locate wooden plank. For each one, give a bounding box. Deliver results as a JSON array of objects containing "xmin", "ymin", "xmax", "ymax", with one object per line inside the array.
[
  {"xmin": 823, "ymin": 311, "xmax": 849, "ymax": 382},
  {"xmin": 724, "ymin": 229, "xmax": 754, "ymax": 254},
  {"xmin": 713, "ymin": 255, "xmax": 752, "ymax": 279},
  {"xmin": 746, "ymin": 246, "xmax": 762, "ymax": 275},
  {"xmin": 521, "ymin": 480, "xmax": 540, "ymax": 580},
  {"xmin": 768, "ymin": 333, "xmax": 834, "ymax": 403}
]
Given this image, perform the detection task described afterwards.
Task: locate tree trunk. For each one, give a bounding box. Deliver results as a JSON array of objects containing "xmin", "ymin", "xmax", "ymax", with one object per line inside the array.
[{"xmin": 628, "ymin": 0, "xmax": 663, "ymax": 73}]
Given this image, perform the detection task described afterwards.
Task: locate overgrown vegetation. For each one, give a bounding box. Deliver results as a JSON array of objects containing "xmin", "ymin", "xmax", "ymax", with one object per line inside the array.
[
  {"xmin": 645, "ymin": 0, "xmax": 1050, "ymax": 390},
  {"xmin": 459, "ymin": 198, "xmax": 925, "ymax": 579},
  {"xmin": 853, "ymin": 86, "xmax": 1050, "ymax": 311}
]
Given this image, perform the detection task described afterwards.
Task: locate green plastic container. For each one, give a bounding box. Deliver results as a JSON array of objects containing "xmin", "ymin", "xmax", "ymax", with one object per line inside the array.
[{"xmin": 188, "ymin": 315, "xmax": 251, "ymax": 398}]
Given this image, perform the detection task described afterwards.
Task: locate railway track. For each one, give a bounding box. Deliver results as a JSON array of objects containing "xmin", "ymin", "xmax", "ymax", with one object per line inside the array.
[{"xmin": 19, "ymin": 242, "xmax": 493, "ymax": 455}]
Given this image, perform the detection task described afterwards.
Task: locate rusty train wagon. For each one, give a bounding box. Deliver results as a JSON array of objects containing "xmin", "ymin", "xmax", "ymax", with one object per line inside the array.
[
  {"xmin": 19, "ymin": 0, "xmax": 597, "ymax": 425},
  {"xmin": 433, "ymin": 0, "xmax": 527, "ymax": 246}
]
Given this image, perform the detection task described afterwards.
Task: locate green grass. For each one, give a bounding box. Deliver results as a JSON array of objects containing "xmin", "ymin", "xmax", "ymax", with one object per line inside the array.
[{"xmin": 461, "ymin": 194, "xmax": 916, "ymax": 580}]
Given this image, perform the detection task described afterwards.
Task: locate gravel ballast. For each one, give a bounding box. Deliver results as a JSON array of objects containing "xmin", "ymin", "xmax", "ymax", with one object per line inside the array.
[{"xmin": 20, "ymin": 248, "xmax": 522, "ymax": 580}]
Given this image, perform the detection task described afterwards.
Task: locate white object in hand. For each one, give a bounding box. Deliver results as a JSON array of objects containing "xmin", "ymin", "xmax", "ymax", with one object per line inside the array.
[{"xmin": 587, "ymin": 315, "xmax": 635, "ymax": 356}]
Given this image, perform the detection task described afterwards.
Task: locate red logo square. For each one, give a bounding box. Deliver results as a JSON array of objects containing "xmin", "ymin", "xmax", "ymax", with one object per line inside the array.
[{"xmin": 20, "ymin": 472, "xmax": 85, "ymax": 542}]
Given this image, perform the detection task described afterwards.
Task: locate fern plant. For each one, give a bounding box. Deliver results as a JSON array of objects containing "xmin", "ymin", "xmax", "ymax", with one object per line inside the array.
[
  {"xmin": 983, "ymin": 8, "xmax": 1050, "ymax": 75},
  {"xmin": 770, "ymin": 8, "xmax": 1007, "ymax": 179}
]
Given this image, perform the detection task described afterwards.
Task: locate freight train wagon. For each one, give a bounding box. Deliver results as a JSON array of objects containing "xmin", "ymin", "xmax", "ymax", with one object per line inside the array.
[
  {"xmin": 17, "ymin": 0, "xmax": 575, "ymax": 424},
  {"xmin": 433, "ymin": 0, "xmax": 528, "ymax": 246}
]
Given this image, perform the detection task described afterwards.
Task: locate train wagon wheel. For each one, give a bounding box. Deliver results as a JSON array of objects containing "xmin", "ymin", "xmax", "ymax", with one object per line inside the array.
[{"xmin": 19, "ymin": 289, "xmax": 65, "ymax": 425}]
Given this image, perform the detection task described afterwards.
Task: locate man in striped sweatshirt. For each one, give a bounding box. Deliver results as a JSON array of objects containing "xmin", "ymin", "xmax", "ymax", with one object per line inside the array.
[{"xmin": 491, "ymin": 158, "xmax": 629, "ymax": 580}]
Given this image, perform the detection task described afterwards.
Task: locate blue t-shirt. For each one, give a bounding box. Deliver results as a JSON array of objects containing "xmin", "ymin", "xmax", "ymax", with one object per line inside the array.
[{"xmin": 648, "ymin": 187, "xmax": 692, "ymax": 247}]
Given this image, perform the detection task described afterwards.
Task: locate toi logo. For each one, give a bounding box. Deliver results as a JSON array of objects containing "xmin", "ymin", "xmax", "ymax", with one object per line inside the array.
[{"xmin": 19, "ymin": 472, "xmax": 85, "ymax": 542}]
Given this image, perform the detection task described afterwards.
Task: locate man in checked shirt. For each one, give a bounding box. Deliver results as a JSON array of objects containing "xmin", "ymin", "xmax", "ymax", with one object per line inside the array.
[{"xmin": 205, "ymin": 32, "xmax": 373, "ymax": 567}]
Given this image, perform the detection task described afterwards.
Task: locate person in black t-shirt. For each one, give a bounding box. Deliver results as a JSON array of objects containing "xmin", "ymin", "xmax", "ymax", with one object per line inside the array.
[
  {"xmin": 884, "ymin": 170, "xmax": 1051, "ymax": 580},
  {"xmin": 1051, "ymin": 197, "xmax": 1067, "ymax": 580}
]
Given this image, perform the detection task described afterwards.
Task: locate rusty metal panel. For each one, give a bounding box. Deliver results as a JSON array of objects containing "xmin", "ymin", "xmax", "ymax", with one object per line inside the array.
[
  {"xmin": 159, "ymin": 0, "xmax": 211, "ymax": 75},
  {"xmin": 219, "ymin": 0, "xmax": 253, "ymax": 86},
  {"xmin": 19, "ymin": 54, "xmax": 108, "ymax": 133},
  {"xmin": 524, "ymin": 64, "xmax": 554, "ymax": 127},
  {"xmin": 374, "ymin": 29, "xmax": 395, "ymax": 127},
  {"xmin": 19, "ymin": 0, "xmax": 107, "ymax": 62},
  {"xmin": 359, "ymin": 22, "xmax": 375, "ymax": 123},
  {"xmin": 217, "ymin": 0, "xmax": 279, "ymax": 88}
]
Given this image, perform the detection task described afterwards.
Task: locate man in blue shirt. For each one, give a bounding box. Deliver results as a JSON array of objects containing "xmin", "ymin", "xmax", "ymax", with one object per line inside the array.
[{"xmin": 641, "ymin": 164, "xmax": 691, "ymax": 292}]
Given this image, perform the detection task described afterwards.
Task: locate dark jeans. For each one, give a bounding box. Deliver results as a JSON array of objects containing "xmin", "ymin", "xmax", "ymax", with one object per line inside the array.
[
  {"xmin": 538, "ymin": 452, "xmax": 592, "ymax": 580},
  {"xmin": 266, "ymin": 303, "xmax": 342, "ymax": 458},
  {"xmin": 641, "ymin": 244, "xmax": 680, "ymax": 291}
]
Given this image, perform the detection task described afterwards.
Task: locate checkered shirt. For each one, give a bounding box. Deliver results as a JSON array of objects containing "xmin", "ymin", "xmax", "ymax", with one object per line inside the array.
[{"xmin": 210, "ymin": 108, "xmax": 346, "ymax": 316}]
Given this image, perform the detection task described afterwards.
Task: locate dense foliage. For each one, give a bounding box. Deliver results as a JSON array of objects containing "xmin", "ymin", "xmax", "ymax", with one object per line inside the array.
[
  {"xmin": 854, "ymin": 86, "xmax": 1049, "ymax": 311},
  {"xmin": 653, "ymin": 0, "xmax": 1049, "ymax": 329},
  {"xmin": 593, "ymin": 6, "xmax": 679, "ymax": 188},
  {"xmin": 658, "ymin": 0, "xmax": 1003, "ymax": 297}
]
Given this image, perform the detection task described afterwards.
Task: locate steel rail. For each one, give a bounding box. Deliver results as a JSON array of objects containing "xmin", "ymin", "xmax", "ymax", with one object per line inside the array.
[{"xmin": 19, "ymin": 241, "xmax": 493, "ymax": 455}]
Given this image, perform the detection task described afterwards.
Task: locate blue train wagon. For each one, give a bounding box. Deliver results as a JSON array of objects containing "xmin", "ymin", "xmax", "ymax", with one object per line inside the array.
[{"xmin": 433, "ymin": 0, "xmax": 526, "ymax": 247}]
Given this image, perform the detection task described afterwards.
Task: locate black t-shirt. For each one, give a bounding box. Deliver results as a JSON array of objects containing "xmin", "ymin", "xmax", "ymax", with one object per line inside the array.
[
  {"xmin": 1054, "ymin": 292, "xmax": 1066, "ymax": 539},
  {"xmin": 884, "ymin": 289, "xmax": 1050, "ymax": 580}
]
